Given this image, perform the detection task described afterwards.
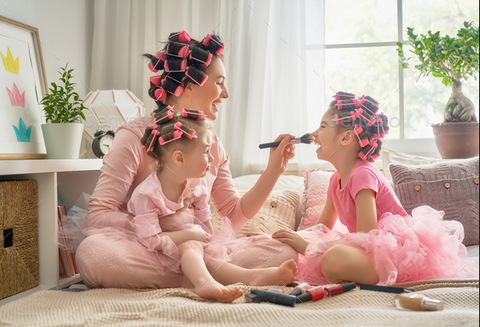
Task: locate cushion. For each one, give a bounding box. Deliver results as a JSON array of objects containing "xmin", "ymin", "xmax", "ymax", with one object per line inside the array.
[
  {"xmin": 389, "ymin": 157, "xmax": 479, "ymax": 246},
  {"xmin": 298, "ymin": 169, "xmax": 348, "ymax": 233},
  {"xmin": 233, "ymin": 174, "xmax": 305, "ymax": 229},
  {"xmin": 380, "ymin": 148, "xmax": 445, "ymax": 181},
  {"xmin": 210, "ymin": 189, "xmax": 300, "ymax": 235}
]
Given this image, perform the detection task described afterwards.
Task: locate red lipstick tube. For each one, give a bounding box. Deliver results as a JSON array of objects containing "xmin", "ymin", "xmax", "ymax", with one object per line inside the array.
[{"xmin": 296, "ymin": 282, "xmax": 356, "ymax": 304}]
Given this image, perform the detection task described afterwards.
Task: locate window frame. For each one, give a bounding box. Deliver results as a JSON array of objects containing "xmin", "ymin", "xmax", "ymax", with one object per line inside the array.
[{"xmin": 306, "ymin": 0, "xmax": 445, "ymax": 157}]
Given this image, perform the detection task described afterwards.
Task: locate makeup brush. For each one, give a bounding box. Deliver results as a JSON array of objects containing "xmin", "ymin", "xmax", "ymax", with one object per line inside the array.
[{"xmin": 259, "ymin": 133, "xmax": 313, "ymax": 149}]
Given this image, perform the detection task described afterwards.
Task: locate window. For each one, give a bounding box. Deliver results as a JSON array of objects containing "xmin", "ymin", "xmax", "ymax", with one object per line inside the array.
[{"xmin": 305, "ymin": 0, "xmax": 479, "ymax": 154}]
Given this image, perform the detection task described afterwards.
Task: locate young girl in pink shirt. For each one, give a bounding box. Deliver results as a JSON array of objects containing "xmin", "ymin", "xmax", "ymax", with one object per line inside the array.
[
  {"xmin": 273, "ymin": 91, "xmax": 469, "ymax": 286},
  {"xmin": 127, "ymin": 106, "xmax": 297, "ymax": 303}
]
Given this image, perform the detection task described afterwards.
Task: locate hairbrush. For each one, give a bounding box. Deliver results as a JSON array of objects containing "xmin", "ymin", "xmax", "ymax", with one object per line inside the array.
[{"xmin": 259, "ymin": 133, "xmax": 313, "ymax": 149}]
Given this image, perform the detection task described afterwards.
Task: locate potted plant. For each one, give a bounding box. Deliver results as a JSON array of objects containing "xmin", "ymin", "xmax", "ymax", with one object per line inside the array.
[
  {"xmin": 40, "ymin": 64, "xmax": 88, "ymax": 159},
  {"xmin": 397, "ymin": 21, "xmax": 479, "ymax": 159}
]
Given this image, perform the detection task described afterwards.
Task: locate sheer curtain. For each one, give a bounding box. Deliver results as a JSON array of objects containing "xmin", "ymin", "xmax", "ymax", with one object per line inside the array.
[{"xmin": 90, "ymin": 0, "xmax": 324, "ymax": 177}]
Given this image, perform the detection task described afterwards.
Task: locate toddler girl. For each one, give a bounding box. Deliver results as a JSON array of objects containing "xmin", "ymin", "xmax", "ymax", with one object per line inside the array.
[
  {"xmin": 273, "ymin": 91, "xmax": 470, "ymax": 286},
  {"xmin": 128, "ymin": 105, "xmax": 298, "ymax": 302}
]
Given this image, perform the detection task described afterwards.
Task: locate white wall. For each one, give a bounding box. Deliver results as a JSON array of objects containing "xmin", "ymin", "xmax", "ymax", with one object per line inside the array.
[{"xmin": 0, "ymin": 0, "xmax": 93, "ymax": 98}]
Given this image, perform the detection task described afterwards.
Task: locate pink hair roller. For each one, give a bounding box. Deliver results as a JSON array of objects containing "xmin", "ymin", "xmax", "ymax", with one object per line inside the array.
[
  {"xmin": 166, "ymin": 42, "xmax": 190, "ymax": 58},
  {"xmin": 159, "ymin": 130, "xmax": 182, "ymax": 145},
  {"xmin": 147, "ymin": 129, "xmax": 161, "ymax": 152},
  {"xmin": 333, "ymin": 92, "xmax": 355, "ymax": 102},
  {"xmin": 168, "ymin": 30, "xmax": 191, "ymax": 43},
  {"xmin": 337, "ymin": 100, "xmax": 343, "ymax": 110},
  {"xmin": 154, "ymin": 88, "xmax": 167, "ymax": 102},
  {"xmin": 181, "ymin": 108, "xmax": 206, "ymax": 119},
  {"xmin": 164, "ymin": 59, "xmax": 187, "ymax": 72},
  {"xmin": 353, "ymin": 125, "xmax": 369, "ymax": 147},
  {"xmin": 154, "ymin": 109, "xmax": 174, "ymax": 124},
  {"xmin": 370, "ymin": 154, "xmax": 379, "ymax": 160},
  {"xmin": 202, "ymin": 34, "xmax": 225, "ymax": 55},
  {"xmin": 185, "ymin": 67, "xmax": 208, "ymax": 86},
  {"xmin": 174, "ymin": 122, "xmax": 197, "ymax": 139},
  {"xmin": 150, "ymin": 75, "xmax": 162, "ymax": 86}
]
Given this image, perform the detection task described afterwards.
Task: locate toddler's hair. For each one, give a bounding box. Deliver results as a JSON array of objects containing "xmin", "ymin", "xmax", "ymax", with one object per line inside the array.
[
  {"xmin": 329, "ymin": 91, "xmax": 389, "ymax": 162},
  {"xmin": 143, "ymin": 30, "xmax": 224, "ymax": 109},
  {"xmin": 140, "ymin": 106, "xmax": 210, "ymax": 171}
]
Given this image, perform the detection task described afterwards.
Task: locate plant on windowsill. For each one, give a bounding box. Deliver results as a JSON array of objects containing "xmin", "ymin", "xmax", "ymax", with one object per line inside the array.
[
  {"xmin": 40, "ymin": 63, "xmax": 88, "ymax": 159},
  {"xmin": 397, "ymin": 21, "xmax": 479, "ymax": 159}
]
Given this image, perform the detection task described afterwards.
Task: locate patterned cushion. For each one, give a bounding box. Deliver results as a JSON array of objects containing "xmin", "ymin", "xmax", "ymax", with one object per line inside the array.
[
  {"xmin": 210, "ymin": 189, "xmax": 300, "ymax": 235},
  {"xmin": 389, "ymin": 157, "xmax": 479, "ymax": 246}
]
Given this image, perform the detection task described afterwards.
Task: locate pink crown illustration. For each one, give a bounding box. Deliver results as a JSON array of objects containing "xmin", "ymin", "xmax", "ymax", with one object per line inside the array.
[
  {"xmin": 0, "ymin": 47, "xmax": 19, "ymax": 74},
  {"xmin": 6, "ymin": 83, "xmax": 25, "ymax": 107}
]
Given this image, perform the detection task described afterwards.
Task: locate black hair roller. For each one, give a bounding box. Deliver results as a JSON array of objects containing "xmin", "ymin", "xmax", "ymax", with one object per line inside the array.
[
  {"xmin": 186, "ymin": 66, "xmax": 208, "ymax": 86},
  {"xmin": 190, "ymin": 47, "xmax": 212, "ymax": 66},
  {"xmin": 202, "ymin": 34, "xmax": 224, "ymax": 55},
  {"xmin": 164, "ymin": 58, "xmax": 187, "ymax": 72},
  {"xmin": 166, "ymin": 42, "xmax": 190, "ymax": 58}
]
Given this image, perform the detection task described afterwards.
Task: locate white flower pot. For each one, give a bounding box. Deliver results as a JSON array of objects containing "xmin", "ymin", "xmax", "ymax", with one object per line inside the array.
[{"xmin": 41, "ymin": 123, "xmax": 84, "ymax": 159}]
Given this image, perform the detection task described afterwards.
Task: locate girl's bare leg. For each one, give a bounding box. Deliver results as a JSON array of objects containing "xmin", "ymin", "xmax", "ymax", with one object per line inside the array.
[
  {"xmin": 206, "ymin": 259, "xmax": 298, "ymax": 286},
  {"xmin": 320, "ymin": 244, "xmax": 379, "ymax": 284},
  {"xmin": 178, "ymin": 241, "xmax": 243, "ymax": 303}
]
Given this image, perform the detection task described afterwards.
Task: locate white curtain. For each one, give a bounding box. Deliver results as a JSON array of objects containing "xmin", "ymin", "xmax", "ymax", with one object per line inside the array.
[{"xmin": 90, "ymin": 0, "xmax": 324, "ymax": 177}]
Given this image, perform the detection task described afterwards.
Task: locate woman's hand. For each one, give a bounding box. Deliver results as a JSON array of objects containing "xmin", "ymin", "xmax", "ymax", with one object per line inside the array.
[
  {"xmin": 189, "ymin": 229, "xmax": 210, "ymax": 243},
  {"xmin": 272, "ymin": 229, "xmax": 309, "ymax": 255},
  {"xmin": 266, "ymin": 134, "xmax": 296, "ymax": 175}
]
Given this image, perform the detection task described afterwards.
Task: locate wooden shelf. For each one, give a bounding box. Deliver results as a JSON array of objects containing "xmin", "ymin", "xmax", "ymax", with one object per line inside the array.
[{"xmin": 0, "ymin": 159, "xmax": 102, "ymax": 306}]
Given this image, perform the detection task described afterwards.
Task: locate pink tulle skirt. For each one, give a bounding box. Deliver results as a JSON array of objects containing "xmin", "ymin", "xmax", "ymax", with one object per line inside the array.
[
  {"xmin": 61, "ymin": 193, "xmax": 257, "ymax": 278},
  {"xmin": 296, "ymin": 205, "xmax": 476, "ymax": 286}
]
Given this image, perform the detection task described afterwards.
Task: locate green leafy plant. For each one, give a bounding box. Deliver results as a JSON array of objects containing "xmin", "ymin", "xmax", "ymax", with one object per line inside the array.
[
  {"xmin": 40, "ymin": 63, "xmax": 88, "ymax": 123},
  {"xmin": 397, "ymin": 21, "xmax": 479, "ymax": 123}
]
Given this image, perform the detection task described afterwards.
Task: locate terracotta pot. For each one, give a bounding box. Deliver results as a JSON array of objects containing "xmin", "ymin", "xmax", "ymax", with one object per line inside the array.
[{"xmin": 432, "ymin": 122, "xmax": 479, "ymax": 159}]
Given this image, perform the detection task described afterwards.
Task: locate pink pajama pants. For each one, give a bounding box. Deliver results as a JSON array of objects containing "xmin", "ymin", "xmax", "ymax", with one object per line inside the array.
[{"xmin": 76, "ymin": 233, "xmax": 298, "ymax": 289}]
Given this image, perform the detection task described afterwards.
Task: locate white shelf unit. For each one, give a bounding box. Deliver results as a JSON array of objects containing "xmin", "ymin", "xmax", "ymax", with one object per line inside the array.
[{"xmin": 0, "ymin": 159, "xmax": 102, "ymax": 306}]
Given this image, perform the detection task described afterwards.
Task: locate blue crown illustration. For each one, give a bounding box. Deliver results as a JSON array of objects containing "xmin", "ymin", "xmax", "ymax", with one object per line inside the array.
[{"xmin": 12, "ymin": 117, "xmax": 32, "ymax": 142}]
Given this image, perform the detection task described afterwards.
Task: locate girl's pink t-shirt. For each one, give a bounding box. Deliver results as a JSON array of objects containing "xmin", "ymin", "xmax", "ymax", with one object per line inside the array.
[{"xmin": 327, "ymin": 159, "xmax": 408, "ymax": 232}]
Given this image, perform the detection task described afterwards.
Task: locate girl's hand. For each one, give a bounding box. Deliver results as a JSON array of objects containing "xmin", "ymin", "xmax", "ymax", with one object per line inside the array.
[
  {"xmin": 266, "ymin": 134, "xmax": 296, "ymax": 175},
  {"xmin": 176, "ymin": 196, "xmax": 195, "ymax": 216},
  {"xmin": 272, "ymin": 229, "xmax": 309, "ymax": 255},
  {"xmin": 189, "ymin": 229, "xmax": 210, "ymax": 243}
]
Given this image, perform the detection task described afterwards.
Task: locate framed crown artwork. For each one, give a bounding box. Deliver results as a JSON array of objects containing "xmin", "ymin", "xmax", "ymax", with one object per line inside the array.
[{"xmin": 0, "ymin": 15, "xmax": 48, "ymax": 159}]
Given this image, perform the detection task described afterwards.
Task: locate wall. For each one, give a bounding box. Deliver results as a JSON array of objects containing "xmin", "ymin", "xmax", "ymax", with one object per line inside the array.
[{"xmin": 0, "ymin": 0, "xmax": 93, "ymax": 98}]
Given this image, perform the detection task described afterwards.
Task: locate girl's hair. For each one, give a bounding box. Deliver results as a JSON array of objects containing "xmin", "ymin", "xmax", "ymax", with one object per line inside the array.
[
  {"xmin": 328, "ymin": 91, "xmax": 389, "ymax": 162},
  {"xmin": 140, "ymin": 106, "xmax": 210, "ymax": 171},
  {"xmin": 143, "ymin": 30, "xmax": 224, "ymax": 110}
]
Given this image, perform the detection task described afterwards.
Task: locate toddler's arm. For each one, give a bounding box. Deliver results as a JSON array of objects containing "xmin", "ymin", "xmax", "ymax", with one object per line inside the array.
[{"xmin": 355, "ymin": 189, "xmax": 377, "ymax": 233}]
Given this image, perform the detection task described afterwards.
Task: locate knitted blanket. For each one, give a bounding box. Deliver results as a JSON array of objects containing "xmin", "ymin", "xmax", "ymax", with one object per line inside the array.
[{"xmin": 0, "ymin": 280, "xmax": 478, "ymax": 327}]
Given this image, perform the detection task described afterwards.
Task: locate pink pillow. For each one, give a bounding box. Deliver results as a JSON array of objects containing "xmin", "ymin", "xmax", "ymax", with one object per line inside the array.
[{"xmin": 299, "ymin": 169, "xmax": 348, "ymax": 233}]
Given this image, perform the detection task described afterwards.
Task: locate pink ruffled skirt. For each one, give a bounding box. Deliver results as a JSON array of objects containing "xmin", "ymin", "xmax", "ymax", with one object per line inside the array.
[
  {"xmin": 62, "ymin": 193, "xmax": 260, "ymax": 279},
  {"xmin": 296, "ymin": 205, "xmax": 476, "ymax": 286}
]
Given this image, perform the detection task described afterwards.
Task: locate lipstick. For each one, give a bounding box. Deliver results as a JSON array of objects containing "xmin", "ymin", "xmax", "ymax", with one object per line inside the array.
[
  {"xmin": 248, "ymin": 289, "xmax": 297, "ymax": 307},
  {"xmin": 296, "ymin": 282, "xmax": 356, "ymax": 304},
  {"xmin": 289, "ymin": 283, "xmax": 311, "ymax": 296}
]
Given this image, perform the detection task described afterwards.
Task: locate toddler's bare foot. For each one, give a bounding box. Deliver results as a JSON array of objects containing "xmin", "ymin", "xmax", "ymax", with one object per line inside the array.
[
  {"xmin": 194, "ymin": 280, "xmax": 243, "ymax": 303},
  {"xmin": 251, "ymin": 259, "xmax": 299, "ymax": 286}
]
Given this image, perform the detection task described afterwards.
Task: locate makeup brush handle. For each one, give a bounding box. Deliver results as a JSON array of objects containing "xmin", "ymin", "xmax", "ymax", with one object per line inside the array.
[{"xmin": 259, "ymin": 141, "xmax": 281, "ymax": 149}]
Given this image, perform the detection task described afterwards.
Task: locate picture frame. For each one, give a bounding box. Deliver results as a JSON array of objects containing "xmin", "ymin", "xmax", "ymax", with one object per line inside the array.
[{"xmin": 0, "ymin": 15, "xmax": 47, "ymax": 159}]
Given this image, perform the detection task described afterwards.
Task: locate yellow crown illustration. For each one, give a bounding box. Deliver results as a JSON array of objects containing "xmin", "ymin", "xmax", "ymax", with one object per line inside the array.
[{"xmin": 1, "ymin": 47, "xmax": 20, "ymax": 74}]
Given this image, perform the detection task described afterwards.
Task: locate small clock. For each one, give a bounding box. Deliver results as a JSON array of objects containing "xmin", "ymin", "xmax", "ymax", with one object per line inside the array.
[{"xmin": 92, "ymin": 128, "xmax": 115, "ymax": 158}]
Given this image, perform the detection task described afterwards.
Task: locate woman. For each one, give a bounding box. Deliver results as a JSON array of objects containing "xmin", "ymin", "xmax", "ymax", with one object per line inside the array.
[{"xmin": 75, "ymin": 31, "xmax": 298, "ymax": 289}]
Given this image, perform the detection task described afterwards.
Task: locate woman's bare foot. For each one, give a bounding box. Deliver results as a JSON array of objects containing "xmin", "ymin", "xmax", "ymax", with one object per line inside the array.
[
  {"xmin": 251, "ymin": 259, "xmax": 299, "ymax": 286},
  {"xmin": 194, "ymin": 280, "xmax": 243, "ymax": 303}
]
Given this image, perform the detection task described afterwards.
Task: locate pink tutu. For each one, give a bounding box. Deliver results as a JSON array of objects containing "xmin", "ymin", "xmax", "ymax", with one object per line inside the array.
[
  {"xmin": 61, "ymin": 193, "xmax": 257, "ymax": 278},
  {"xmin": 296, "ymin": 205, "xmax": 475, "ymax": 286}
]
